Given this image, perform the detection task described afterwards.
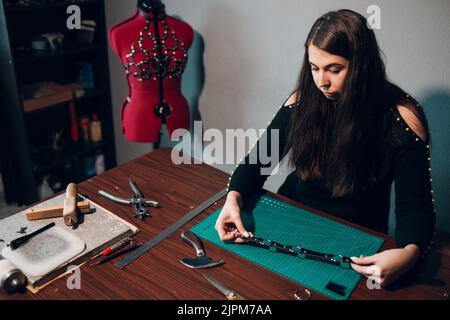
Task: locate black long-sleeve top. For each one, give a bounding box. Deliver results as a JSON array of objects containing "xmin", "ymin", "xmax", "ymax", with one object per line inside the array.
[{"xmin": 227, "ymin": 98, "xmax": 436, "ymax": 257}]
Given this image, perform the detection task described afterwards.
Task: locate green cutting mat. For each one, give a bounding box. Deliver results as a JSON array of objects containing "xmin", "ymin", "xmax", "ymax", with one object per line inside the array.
[{"xmin": 191, "ymin": 195, "xmax": 384, "ymax": 300}]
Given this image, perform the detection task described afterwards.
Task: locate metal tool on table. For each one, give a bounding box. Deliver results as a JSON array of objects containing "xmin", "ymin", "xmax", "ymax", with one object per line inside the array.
[
  {"xmin": 238, "ymin": 234, "xmax": 354, "ymax": 269},
  {"xmin": 91, "ymin": 241, "xmax": 141, "ymax": 267},
  {"xmin": 89, "ymin": 237, "xmax": 133, "ymax": 262},
  {"xmin": 98, "ymin": 178, "xmax": 159, "ymax": 220},
  {"xmin": 0, "ymin": 255, "xmax": 26, "ymax": 295},
  {"xmin": 202, "ymin": 274, "xmax": 246, "ymax": 300},
  {"xmin": 115, "ymin": 188, "xmax": 227, "ymax": 269},
  {"xmin": 180, "ymin": 231, "xmax": 223, "ymax": 269},
  {"xmin": 16, "ymin": 227, "xmax": 27, "ymax": 234},
  {"xmin": 294, "ymin": 288, "xmax": 312, "ymax": 300}
]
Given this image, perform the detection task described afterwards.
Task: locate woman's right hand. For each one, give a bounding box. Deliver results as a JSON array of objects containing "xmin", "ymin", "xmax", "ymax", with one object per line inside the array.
[{"xmin": 215, "ymin": 191, "xmax": 253, "ymax": 243}]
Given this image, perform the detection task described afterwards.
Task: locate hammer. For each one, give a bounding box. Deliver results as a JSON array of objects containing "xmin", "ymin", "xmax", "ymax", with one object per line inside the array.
[
  {"xmin": 63, "ymin": 183, "xmax": 78, "ymax": 226},
  {"xmin": 26, "ymin": 200, "xmax": 90, "ymax": 221}
]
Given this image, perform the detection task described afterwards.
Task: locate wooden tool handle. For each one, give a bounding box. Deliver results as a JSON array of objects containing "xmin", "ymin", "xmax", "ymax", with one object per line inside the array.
[
  {"xmin": 63, "ymin": 183, "xmax": 78, "ymax": 226},
  {"xmin": 10, "ymin": 222, "xmax": 56, "ymax": 250},
  {"xmin": 66, "ymin": 183, "xmax": 78, "ymax": 198},
  {"xmin": 181, "ymin": 231, "xmax": 205, "ymax": 256}
]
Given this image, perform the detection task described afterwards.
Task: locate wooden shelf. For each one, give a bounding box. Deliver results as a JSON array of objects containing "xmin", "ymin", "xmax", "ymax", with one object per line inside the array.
[
  {"xmin": 4, "ymin": 0, "xmax": 100, "ymax": 11},
  {"xmin": 24, "ymin": 88, "xmax": 106, "ymax": 115},
  {"xmin": 32, "ymin": 141, "xmax": 107, "ymax": 174},
  {"xmin": 14, "ymin": 44, "xmax": 104, "ymax": 64},
  {"xmin": 0, "ymin": 0, "xmax": 116, "ymax": 205}
]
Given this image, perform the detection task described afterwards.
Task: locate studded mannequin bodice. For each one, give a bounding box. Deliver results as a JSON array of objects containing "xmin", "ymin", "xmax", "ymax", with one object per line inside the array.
[
  {"xmin": 123, "ymin": 16, "xmax": 188, "ymax": 82},
  {"xmin": 109, "ymin": 11, "xmax": 194, "ymax": 143}
]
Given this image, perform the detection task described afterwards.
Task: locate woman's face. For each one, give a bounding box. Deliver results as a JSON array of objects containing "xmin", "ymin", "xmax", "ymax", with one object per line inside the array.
[{"xmin": 308, "ymin": 44, "xmax": 349, "ymax": 100}]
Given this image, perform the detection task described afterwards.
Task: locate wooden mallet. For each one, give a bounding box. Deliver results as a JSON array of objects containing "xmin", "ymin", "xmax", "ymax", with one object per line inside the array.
[
  {"xmin": 63, "ymin": 183, "xmax": 78, "ymax": 226},
  {"xmin": 26, "ymin": 183, "xmax": 88, "ymax": 223}
]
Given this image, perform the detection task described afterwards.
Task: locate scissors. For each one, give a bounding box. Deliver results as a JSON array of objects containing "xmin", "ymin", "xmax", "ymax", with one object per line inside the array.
[{"xmin": 202, "ymin": 274, "xmax": 246, "ymax": 300}]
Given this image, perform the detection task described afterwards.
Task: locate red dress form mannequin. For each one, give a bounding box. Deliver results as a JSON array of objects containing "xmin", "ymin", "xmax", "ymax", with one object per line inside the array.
[{"xmin": 109, "ymin": 2, "xmax": 194, "ymax": 143}]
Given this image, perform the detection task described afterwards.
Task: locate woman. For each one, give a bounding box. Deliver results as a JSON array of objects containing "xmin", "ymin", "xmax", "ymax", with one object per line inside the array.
[{"xmin": 215, "ymin": 9, "xmax": 435, "ymax": 287}]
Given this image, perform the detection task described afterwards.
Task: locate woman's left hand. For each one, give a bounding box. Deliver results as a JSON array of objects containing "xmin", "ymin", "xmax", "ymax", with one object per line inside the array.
[{"xmin": 350, "ymin": 244, "xmax": 420, "ymax": 287}]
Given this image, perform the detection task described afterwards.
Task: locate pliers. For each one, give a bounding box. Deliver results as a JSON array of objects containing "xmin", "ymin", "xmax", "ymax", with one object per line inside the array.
[{"xmin": 98, "ymin": 178, "xmax": 159, "ymax": 220}]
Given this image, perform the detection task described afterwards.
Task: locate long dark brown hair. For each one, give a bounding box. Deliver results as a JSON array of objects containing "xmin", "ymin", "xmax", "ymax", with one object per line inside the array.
[{"xmin": 286, "ymin": 9, "xmax": 430, "ymax": 197}]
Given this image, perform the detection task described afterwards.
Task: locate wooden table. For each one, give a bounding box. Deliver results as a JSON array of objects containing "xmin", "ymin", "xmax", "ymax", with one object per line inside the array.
[{"xmin": 4, "ymin": 148, "xmax": 450, "ymax": 300}]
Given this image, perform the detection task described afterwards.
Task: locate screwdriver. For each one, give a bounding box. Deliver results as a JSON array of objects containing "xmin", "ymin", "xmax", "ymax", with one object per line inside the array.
[
  {"xmin": 91, "ymin": 242, "xmax": 141, "ymax": 266},
  {"xmin": 90, "ymin": 237, "xmax": 133, "ymax": 261}
]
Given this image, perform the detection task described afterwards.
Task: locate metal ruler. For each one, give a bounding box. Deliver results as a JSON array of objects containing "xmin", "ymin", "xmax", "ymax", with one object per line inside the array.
[{"xmin": 115, "ymin": 188, "xmax": 227, "ymax": 269}]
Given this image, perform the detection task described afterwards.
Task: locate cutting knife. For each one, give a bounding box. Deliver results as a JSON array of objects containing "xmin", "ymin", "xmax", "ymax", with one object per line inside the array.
[{"xmin": 202, "ymin": 274, "xmax": 246, "ymax": 300}]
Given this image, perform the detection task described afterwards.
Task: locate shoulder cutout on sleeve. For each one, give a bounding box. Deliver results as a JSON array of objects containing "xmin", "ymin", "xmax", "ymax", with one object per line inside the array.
[
  {"xmin": 397, "ymin": 105, "xmax": 428, "ymax": 141},
  {"xmin": 283, "ymin": 91, "xmax": 300, "ymax": 107}
]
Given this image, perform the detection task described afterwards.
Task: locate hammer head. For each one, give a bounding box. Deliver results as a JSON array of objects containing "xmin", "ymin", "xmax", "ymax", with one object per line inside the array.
[{"xmin": 180, "ymin": 255, "xmax": 223, "ymax": 269}]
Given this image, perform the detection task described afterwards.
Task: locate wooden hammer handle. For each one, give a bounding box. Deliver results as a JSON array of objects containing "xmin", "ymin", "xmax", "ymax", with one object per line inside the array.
[
  {"xmin": 66, "ymin": 183, "xmax": 78, "ymax": 198},
  {"xmin": 63, "ymin": 183, "xmax": 78, "ymax": 226}
]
